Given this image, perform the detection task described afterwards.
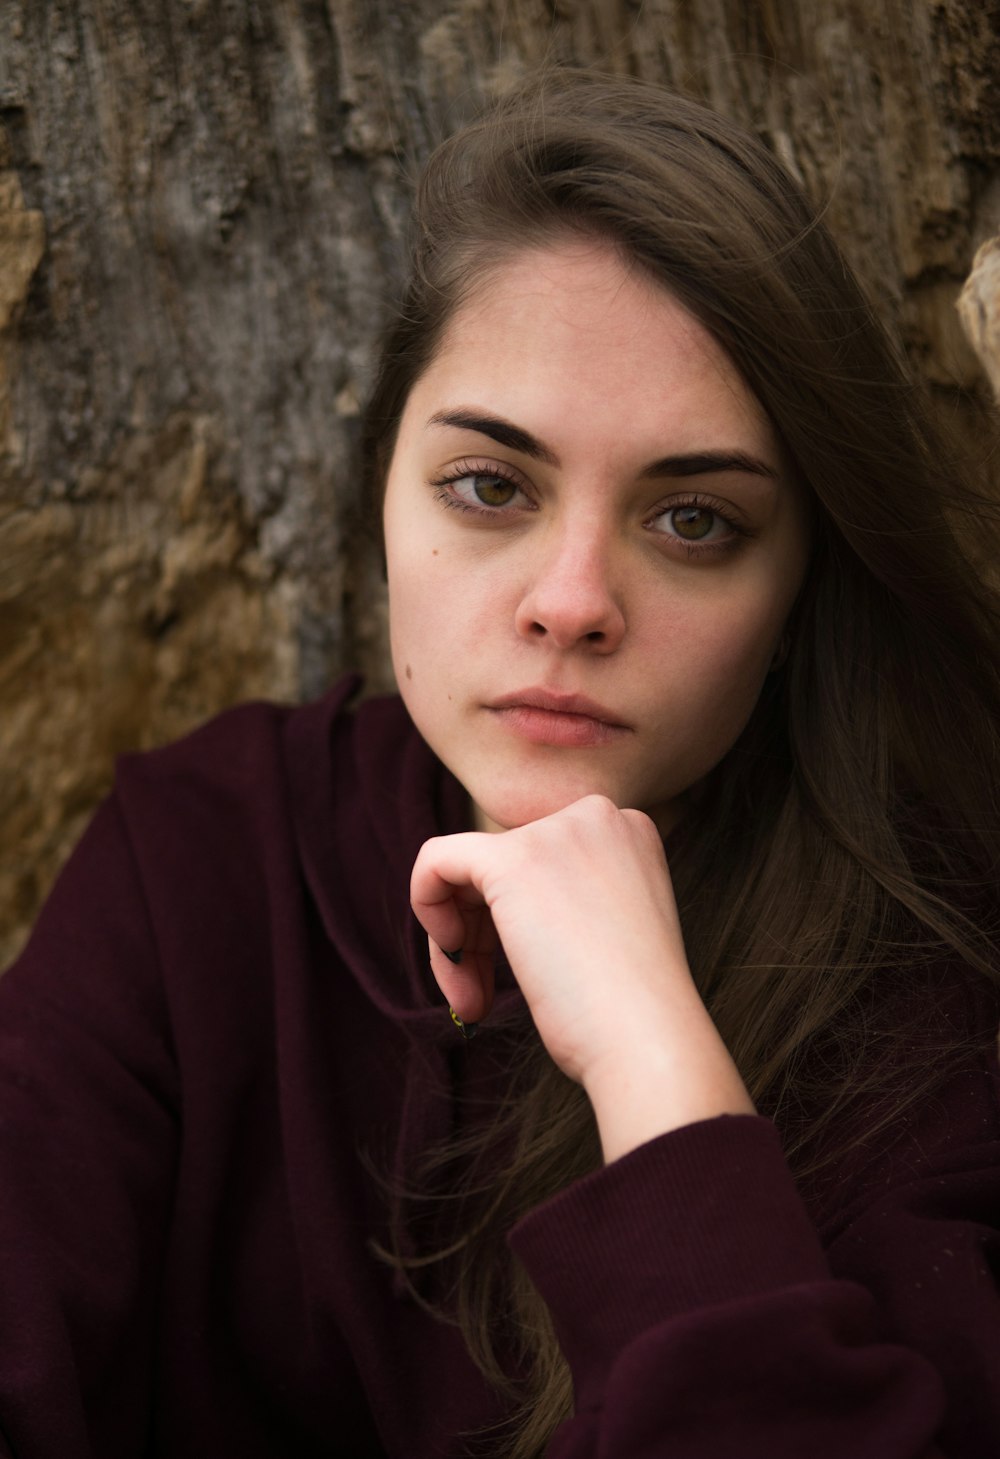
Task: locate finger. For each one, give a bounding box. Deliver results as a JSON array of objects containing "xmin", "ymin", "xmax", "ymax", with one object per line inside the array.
[
  {"xmin": 428, "ymin": 936, "xmax": 496, "ymax": 1026},
  {"xmin": 429, "ymin": 903, "xmax": 498, "ymax": 1024},
  {"xmin": 409, "ymin": 833, "xmax": 495, "ymax": 954}
]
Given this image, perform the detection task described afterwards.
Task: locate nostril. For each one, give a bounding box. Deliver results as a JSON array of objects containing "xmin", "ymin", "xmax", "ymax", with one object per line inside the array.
[{"xmin": 586, "ymin": 630, "xmax": 605, "ymax": 642}]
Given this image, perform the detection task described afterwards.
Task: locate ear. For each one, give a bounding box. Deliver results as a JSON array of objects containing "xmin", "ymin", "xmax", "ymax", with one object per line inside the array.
[{"xmin": 769, "ymin": 630, "xmax": 791, "ymax": 672}]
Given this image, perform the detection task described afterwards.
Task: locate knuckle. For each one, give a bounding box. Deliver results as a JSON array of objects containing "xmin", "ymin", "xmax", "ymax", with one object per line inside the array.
[
  {"xmin": 622, "ymin": 806, "xmax": 661, "ymax": 846},
  {"xmin": 577, "ymin": 793, "xmax": 618, "ymax": 819}
]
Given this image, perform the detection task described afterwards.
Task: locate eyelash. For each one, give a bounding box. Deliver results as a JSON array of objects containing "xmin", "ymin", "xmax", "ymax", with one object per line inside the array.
[
  {"xmin": 645, "ymin": 492, "xmax": 749, "ymax": 558},
  {"xmin": 428, "ymin": 462, "xmax": 748, "ymax": 558},
  {"xmin": 430, "ymin": 459, "xmax": 531, "ymax": 513}
]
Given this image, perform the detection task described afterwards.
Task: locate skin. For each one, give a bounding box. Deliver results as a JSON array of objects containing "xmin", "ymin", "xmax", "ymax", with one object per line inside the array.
[{"xmin": 385, "ymin": 239, "xmax": 812, "ymax": 1161}]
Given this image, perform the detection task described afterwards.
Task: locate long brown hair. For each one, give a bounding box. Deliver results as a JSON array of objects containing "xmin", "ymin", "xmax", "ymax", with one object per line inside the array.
[{"xmin": 363, "ymin": 69, "xmax": 1000, "ymax": 1457}]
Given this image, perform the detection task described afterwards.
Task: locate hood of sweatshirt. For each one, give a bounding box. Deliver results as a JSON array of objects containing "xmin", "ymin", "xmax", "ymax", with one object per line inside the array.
[
  {"xmin": 282, "ymin": 676, "xmax": 526, "ymax": 1257},
  {"xmin": 283, "ymin": 674, "xmax": 479, "ymax": 1030}
]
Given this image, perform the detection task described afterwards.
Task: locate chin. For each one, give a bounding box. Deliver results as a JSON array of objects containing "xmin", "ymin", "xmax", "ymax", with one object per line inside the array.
[
  {"xmin": 469, "ymin": 767, "xmax": 687, "ymax": 836},
  {"xmin": 471, "ymin": 786, "xmax": 570, "ymax": 833},
  {"xmin": 470, "ymin": 774, "xmax": 628, "ymax": 833}
]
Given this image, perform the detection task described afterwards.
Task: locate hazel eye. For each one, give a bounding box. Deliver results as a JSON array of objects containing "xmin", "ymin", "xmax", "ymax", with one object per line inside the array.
[
  {"xmin": 670, "ymin": 505, "xmax": 716, "ymax": 540},
  {"xmin": 461, "ymin": 475, "xmax": 519, "ymax": 507},
  {"xmin": 648, "ymin": 500, "xmax": 738, "ymax": 547},
  {"xmin": 444, "ymin": 471, "xmax": 528, "ymax": 510}
]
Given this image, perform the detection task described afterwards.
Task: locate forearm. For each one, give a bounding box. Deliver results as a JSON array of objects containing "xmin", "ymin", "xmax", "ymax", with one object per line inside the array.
[{"xmin": 581, "ymin": 989, "xmax": 754, "ymax": 1163}]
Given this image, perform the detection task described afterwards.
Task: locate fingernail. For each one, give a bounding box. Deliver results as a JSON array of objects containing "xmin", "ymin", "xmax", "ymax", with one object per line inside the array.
[
  {"xmin": 449, "ymin": 1007, "xmax": 478, "ymax": 1040},
  {"xmin": 441, "ymin": 947, "xmax": 463, "ymax": 965}
]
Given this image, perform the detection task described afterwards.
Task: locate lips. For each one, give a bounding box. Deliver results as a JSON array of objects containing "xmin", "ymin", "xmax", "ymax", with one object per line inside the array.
[
  {"xmin": 486, "ymin": 688, "xmax": 632, "ymax": 748},
  {"xmin": 489, "ymin": 688, "xmax": 629, "ymax": 725}
]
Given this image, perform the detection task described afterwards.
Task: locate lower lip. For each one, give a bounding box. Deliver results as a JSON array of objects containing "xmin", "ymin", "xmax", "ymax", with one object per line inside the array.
[{"xmin": 489, "ymin": 706, "xmax": 629, "ymax": 748}]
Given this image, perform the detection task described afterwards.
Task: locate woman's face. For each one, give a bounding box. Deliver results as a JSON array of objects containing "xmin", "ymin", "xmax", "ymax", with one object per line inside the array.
[{"xmin": 383, "ymin": 240, "xmax": 811, "ymax": 833}]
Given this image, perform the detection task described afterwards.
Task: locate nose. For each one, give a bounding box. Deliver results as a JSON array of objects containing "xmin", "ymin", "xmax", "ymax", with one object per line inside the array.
[{"xmin": 514, "ymin": 523, "xmax": 626, "ymax": 652}]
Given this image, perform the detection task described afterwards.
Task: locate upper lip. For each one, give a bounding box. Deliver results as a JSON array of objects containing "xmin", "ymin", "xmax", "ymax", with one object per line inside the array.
[{"xmin": 488, "ymin": 687, "xmax": 631, "ymax": 728}]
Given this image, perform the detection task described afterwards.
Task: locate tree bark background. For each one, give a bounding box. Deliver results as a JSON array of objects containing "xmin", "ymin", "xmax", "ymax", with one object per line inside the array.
[{"xmin": 1, "ymin": 0, "xmax": 998, "ymax": 965}]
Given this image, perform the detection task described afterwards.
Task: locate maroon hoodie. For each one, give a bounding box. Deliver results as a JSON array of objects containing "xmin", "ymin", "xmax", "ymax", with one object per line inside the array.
[{"xmin": 1, "ymin": 676, "xmax": 998, "ymax": 1457}]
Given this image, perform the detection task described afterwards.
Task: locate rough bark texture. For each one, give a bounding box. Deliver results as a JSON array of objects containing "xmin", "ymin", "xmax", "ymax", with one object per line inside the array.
[
  {"xmin": 2, "ymin": 0, "xmax": 999, "ymax": 964},
  {"xmin": 960, "ymin": 236, "xmax": 1000, "ymax": 397}
]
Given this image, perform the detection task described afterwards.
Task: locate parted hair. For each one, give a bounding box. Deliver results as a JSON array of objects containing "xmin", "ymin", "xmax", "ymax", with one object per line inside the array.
[{"xmin": 362, "ymin": 69, "xmax": 1000, "ymax": 1458}]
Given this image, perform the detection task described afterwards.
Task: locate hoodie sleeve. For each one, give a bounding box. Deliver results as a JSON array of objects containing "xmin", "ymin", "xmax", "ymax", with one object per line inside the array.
[
  {"xmin": 508, "ymin": 1104, "xmax": 1000, "ymax": 1459},
  {"xmin": 0, "ymin": 795, "xmax": 179, "ymax": 1459}
]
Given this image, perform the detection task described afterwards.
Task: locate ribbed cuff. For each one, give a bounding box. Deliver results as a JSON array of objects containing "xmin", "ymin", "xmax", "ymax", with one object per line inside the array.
[{"xmin": 508, "ymin": 1115, "xmax": 829, "ymax": 1410}]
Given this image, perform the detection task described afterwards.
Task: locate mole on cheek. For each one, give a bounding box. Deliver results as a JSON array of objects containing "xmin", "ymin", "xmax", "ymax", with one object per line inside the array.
[
  {"xmin": 405, "ymin": 664, "xmax": 413, "ymax": 680},
  {"xmin": 432, "ymin": 549, "xmax": 439, "ymax": 556}
]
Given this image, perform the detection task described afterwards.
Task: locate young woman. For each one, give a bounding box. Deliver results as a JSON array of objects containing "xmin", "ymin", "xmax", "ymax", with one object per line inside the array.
[{"xmin": 2, "ymin": 69, "xmax": 999, "ymax": 1459}]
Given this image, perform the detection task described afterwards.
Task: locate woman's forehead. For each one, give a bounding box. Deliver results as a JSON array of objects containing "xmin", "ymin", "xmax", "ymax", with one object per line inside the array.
[{"xmin": 406, "ymin": 239, "xmax": 782, "ymax": 471}]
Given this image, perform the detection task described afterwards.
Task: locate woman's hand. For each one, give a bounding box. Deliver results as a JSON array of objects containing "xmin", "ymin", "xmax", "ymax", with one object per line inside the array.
[{"xmin": 410, "ymin": 795, "xmax": 754, "ymax": 1160}]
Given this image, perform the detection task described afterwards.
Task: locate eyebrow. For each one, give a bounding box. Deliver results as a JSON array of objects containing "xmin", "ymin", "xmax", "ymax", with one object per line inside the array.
[
  {"xmin": 428, "ymin": 409, "xmax": 560, "ymax": 466},
  {"xmin": 641, "ymin": 451, "xmax": 778, "ymax": 482},
  {"xmin": 427, "ymin": 408, "xmax": 778, "ymax": 481}
]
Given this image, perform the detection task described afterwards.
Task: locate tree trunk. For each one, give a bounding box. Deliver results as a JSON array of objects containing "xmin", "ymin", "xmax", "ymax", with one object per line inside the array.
[{"xmin": 2, "ymin": 0, "xmax": 998, "ymax": 964}]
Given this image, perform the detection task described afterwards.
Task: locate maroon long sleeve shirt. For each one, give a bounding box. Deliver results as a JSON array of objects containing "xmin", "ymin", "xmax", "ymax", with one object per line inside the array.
[{"xmin": 1, "ymin": 677, "xmax": 998, "ymax": 1456}]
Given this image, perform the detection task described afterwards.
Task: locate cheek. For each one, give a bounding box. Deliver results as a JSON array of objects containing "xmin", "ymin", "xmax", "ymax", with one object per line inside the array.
[
  {"xmin": 665, "ymin": 585, "xmax": 781, "ymax": 679},
  {"xmin": 703, "ymin": 554, "xmax": 802, "ymax": 672},
  {"xmin": 707, "ymin": 615, "xmax": 777, "ymax": 688},
  {"xmin": 652, "ymin": 593, "xmax": 782, "ymax": 742},
  {"xmin": 386, "ymin": 546, "xmax": 463, "ymax": 690}
]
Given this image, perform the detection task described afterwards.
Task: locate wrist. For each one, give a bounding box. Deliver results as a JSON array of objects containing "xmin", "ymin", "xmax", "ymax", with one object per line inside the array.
[{"xmin": 581, "ymin": 1005, "xmax": 755, "ymax": 1164}]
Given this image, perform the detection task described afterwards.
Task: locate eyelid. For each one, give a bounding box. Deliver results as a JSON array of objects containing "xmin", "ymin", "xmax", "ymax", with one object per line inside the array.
[
  {"xmin": 429, "ymin": 457, "xmax": 537, "ymax": 514},
  {"xmin": 646, "ymin": 490, "xmax": 748, "ymax": 530},
  {"xmin": 432, "ymin": 456, "xmax": 530, "ymax": 489},
  {"xmin": 644, "ymin": 491, "xmax": 750, "ymax": 555}
]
